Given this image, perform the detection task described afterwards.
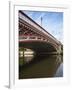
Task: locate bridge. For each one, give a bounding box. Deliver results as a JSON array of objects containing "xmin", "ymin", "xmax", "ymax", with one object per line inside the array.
[{"xmin": 19, "ymin": 10, "xmax": 63, "ymax": 55}]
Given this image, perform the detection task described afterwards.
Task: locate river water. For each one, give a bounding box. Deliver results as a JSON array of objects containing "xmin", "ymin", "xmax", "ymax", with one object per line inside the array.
[{"xmin": 19, "ymin": 55, "xmax": 63, "ymax": 79}]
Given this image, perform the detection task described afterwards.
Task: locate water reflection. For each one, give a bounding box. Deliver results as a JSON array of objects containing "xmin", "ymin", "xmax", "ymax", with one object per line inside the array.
[
  {"xmin": 24, "ymin": 54, "xmax": 34, "ymax": 63},
  {"xmin": 55, "ymin": 63, "xmax": 63, "ymax": 77},
  {"xmin": 19, "ymin": 54, "xmax": 63, "ymax": 79}
]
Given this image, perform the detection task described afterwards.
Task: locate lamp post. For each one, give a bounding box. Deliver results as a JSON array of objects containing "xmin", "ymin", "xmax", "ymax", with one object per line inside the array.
[{"xmin": 41, "ymin": 17, "xmax": 43, "ymax": 26}]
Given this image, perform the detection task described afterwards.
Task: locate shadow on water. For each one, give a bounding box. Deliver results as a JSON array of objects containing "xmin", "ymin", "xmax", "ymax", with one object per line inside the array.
[{"xmin": 19, "ymin": 54, "xmax": 63, "ymax": 79}]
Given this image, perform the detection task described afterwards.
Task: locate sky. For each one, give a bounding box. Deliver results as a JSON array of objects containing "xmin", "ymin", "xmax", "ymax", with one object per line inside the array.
[{"xmin": 23, "ymin": 11, "xmax": 63, "ymax": 43}]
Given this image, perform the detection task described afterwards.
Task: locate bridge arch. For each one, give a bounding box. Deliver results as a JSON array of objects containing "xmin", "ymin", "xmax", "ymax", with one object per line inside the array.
[
  {"xmin": 19, "ymin": 11, "xmax": 62, "ymax": 55},
  {"xmin": 19, "ymin": 40, "xmax": 59, "ymax": 55}
]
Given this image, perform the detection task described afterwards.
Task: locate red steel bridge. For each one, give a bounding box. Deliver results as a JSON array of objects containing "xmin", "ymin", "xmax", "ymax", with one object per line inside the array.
[{"xmin": 19, "ymin": 10, "xmax": 63, "ymax": 54}]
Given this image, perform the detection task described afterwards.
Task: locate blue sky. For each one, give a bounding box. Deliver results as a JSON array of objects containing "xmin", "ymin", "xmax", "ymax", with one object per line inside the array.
[{"xmin": 23, "ymin": 11, "xmax": 63, "ymax": 43}]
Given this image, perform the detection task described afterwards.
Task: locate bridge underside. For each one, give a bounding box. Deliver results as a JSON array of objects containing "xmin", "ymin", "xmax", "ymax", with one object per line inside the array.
[{"xmin": 19, "ymin": 41, "xmax": 57, "ymax": 54}]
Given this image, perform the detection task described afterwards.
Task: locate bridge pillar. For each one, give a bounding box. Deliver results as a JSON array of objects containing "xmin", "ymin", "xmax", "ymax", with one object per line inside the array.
[{"xmin": 57, "ymin": 45, "xmax": 62, "ymax": 54}]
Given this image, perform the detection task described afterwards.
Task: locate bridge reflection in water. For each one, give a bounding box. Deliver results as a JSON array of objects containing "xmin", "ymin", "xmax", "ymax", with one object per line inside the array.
[{"xmin": 19, "ymin": 52, "xmax": 63, "ymax": 79}]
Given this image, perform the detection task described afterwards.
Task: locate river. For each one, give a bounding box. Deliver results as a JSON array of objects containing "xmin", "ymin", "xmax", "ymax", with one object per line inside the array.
[{"xmin": 19, "ymin": 54, "xmax": 63, "ymax": 79}]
